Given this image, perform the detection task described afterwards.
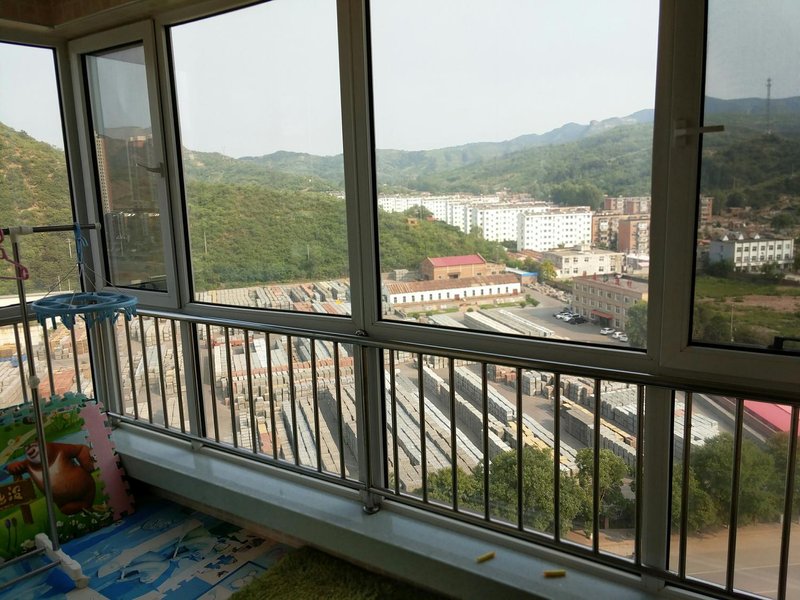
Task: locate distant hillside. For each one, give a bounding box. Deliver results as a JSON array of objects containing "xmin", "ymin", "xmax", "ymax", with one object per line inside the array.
[
  {"xmin": 0, "ymin": 122, "xmax": 74, "ymax": 295},
  {"xmin": 236, "ymin": 109, "xmax": 655, "ymax": 189}
]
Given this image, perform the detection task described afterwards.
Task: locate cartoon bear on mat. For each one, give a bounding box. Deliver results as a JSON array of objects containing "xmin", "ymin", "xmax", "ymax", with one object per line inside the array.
[{"xmin": 6, "ymin": 441, "xmax": 96, "ymax": 515}]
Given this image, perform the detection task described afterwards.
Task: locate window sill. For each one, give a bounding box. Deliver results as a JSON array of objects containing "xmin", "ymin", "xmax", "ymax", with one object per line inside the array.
[{"xmin": 113, "ymin": 424, "xmax": 688, "ymax": 600}]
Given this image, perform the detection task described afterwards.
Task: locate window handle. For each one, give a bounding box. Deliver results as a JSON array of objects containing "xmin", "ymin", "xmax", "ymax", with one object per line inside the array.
[
  {"xmin": 136, "ymin": 161, "xmax": 165, "ymax": 177},
  {"xmin": 673, "ymin": 120, "xmax": 725, "ymax": 145},
  {"xmin": 769, "ymin": 336, "xmax": 800, "ymax": 354}
]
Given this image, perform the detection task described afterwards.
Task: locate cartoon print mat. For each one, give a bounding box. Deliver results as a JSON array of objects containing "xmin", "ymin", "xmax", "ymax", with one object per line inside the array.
[
  {"xmin": 0, "ymin": 393, "xmax": 134, "ymax": 560},
  {"xmin": 0, "ymin": 500, "xmax": 293, "ymax": 599}
]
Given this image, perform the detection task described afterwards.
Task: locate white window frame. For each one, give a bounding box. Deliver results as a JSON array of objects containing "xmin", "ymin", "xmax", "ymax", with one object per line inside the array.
[{"xmin": 68, "ymin": 22, "xmax": 180, "ymax": 309}]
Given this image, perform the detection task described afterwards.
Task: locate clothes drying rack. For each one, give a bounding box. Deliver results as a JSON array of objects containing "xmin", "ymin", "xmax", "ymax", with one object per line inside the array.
[{"xmin": 0, "ymin": 222, "xmax": 110, "ymax": 591}]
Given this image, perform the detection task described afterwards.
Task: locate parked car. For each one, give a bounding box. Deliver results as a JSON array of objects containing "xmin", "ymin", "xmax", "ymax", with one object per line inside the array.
[
  {"xmin": 612, "ymin": 331, "xmax": 625, "ymax": 339},
  {"xmin": 600, "ymin": 327, "xmax": 615, "ymax": 335},
  {"xmin": 568, "ymin": 316, "xmax": 587, "ymax": 324},
  {"xmin": 617, "ymin": 334, "xmax": 629, "ymax": 342}
]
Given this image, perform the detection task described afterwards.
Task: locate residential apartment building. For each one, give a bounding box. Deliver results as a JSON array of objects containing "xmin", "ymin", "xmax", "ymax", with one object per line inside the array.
[
  {"xmin": 709, "ymin": 232, "xmax": 795, "ymax": 272},
  {"xmin": 617, "ymin": 217, "xmax": 650, "ymax": 255},
  {"xmin": 540, "ymin": 245, "xmax": 624, "ymax": 279},
  {"xmin": 516, "ymin": 206, "xmax": 593, "ymax": 251},
  {"xmin": 572, "ymin": 275, "xmax": 648, "ymax": 330}
]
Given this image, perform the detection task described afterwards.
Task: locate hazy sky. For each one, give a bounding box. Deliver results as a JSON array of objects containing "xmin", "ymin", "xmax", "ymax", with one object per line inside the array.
[{"xmin": 2, "ymin": 0, "xmax": 800, "ymax": 157}]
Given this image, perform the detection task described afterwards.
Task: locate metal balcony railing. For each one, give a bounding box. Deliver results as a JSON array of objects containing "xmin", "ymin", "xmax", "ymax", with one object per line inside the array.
[{"xmin": 1, "ymin": 311, "xmax": 798, "ymax": 600}]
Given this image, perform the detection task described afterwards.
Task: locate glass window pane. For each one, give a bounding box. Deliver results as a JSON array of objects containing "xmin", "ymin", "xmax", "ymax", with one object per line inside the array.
[
  {"xmin": 170, "ymin": 0, "xmax": 349, "ymax": 314},
  {"xmin": 694, "ymin": 2, "xmax": 800, "ymax": 351},
  {"xmin": 372, "ymin": 1, "xmax": 657, "ymax": 348},
  {"xmin": 84, "ymin": 44, "xmax": 168, "ymax": 291},
  {"xmin": 0, "ymin": 42, "xmax": 75, "ymax": 297}
]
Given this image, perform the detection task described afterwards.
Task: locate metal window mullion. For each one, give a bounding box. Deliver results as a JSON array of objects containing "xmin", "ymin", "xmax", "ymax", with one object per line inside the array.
[
  {"xmin": 102, "ymin": 320, "xmax": 124, "ymax": 415},
  {"xmin": 679, "ymin": 392, "xmax": 694, "ymax": 578},
  {"xmin": 778, "ymin": 405, "xmax": 799, "ymax": 600},
  {"xmin": 224, "ymin": 327, "xmax": 238, "ymax": 448},
  {"xmin": 154, "ymin": 317, "xmax": 170, "ymax": 429},
  {"xmin": 311, "ymin": 340, "xmax": 322, "ymax": 472},
  {"xmin": 124, "ymin": 317, "xmax": 139, "ymax": 420},
  {"xmin": 516, "ymin": 367, "xmax": 524, "ymax": 531},
  {"xmin": 640, "ymin": 385, "xmax": 672, "ymax": 586},
  {"xmin": 139, "ymin": 316, "xmax": 153, "ymax": 423},
  {"xmin": 418, "ymin": 353, "xmax": 428, "ymax": 503},
  {"xmin": 554, "ymin": 373, "xmax": 562, "ymax": 542},
  {"xmin": 170, "ymin": 320, "xmax": 186, "ymax": 434},
  {"xmin": 334, "ymin": 343, "xmax": 346, "ymax": 479},
  {"xmin": 635, "ymin": 384, "xmax": 644, "ymax": 566},
  {"xmin": 593, "ymin": 379, "xmax": 601, "ymax": 553},
  {"xmin": 726, "ymin": 398, "xmax": 745, "ymax": 593},
  {"xmin": 265, "ymin": 332, "xmax": 277, "ymax": 460},
  {"xmin": 206, "ymin": 324, "xmax": 220, "ymax": 443},
  {"xmin": 390, "ymin": 350, "xmax": 399, "ymax": 495},
  {"xmin": 482, "ymin": 362, "xmax": 490, "ymax": 521},
  {"xmin": 244, "ymin": 330, "xmax": 258, "ymax": 454},
  {"xmin": 449, "ymin": 357, "xmax": 458, "ymax": 511}
]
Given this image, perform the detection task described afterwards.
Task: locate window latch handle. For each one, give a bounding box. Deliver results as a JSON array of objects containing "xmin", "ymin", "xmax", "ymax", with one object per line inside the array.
[
  {"xmin": 673, "ymin": 120, "xmax": 725, "ymax": 145},
  {"xmin": 136, "ymin": 161, "xmax": 165, "ymax": 177},
  {"xmin": 769, "ymin": 336, "xmax": 800, "ymax": 354}
]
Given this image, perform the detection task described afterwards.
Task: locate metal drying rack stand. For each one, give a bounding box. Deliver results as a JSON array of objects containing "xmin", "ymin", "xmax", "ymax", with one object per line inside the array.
[{"xmin": 0, "ymin": 223, "xmax": 100, "ymax": 590}]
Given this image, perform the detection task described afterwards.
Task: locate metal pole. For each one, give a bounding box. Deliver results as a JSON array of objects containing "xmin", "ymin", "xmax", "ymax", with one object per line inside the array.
[{"xmin": 10, "ymin": 238, "xmax": 61, "ymax": 550}]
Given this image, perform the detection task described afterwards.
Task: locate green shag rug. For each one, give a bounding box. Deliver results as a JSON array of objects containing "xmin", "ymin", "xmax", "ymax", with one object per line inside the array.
[{"xmin": 230, "ymin": 546, "xmax": 450, "ymax": 600}]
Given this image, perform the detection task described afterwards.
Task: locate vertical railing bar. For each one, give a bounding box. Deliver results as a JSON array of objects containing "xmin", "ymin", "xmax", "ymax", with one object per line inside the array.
[
  {"xmin": 516, "ymin": 367, "xmax": 524, "ymax": 532},
  {"xmin": 170, "ymin": 320, "xmax": 186, "ymax": 434},
  {"xmin": 138, "ymin": 316, "xmax": 153, "ymax": 423},
  {"xmin": 334, "ymin": 343, "xmax": 345, "ymax": 479},
  {"xmin": 206, "ymin": 324, "xmax": 220, "ymax": 443},
  {"xmin": 482, "ymin": 362, "xmax": 490, "ymax": 521},
  {"xmin": 553, "ymin": 372, "xmax": 562, "ymax": 543},
  {"xmin": 635, "ymin": 384, "xmax": 644, "ymax": 566},
  {"xmin": 265, "ymin": 332, "xmax": 278, "ymax": 460},
  {"xmin": 311, "ymin": 340, "xmax": 322, "ymax": 473},
  {"xmin": 679, "ymin": 392, "xmax": 694, "ymax": 579},
  {"xmin": 726, "ymin": 397, "xmax": 745, "ymax": 592},
  {"xmin": 153, "ymin": 318, "xmax": 170, "ymax": 429},
  {"xmin": 106, "ymin": 320, "xmax": 124, "ymax": 415},
  {"xmin": 287, "ymin": 335, "xmax": 299, "ymax": 465},
  {"xmin": 417, "ymin": 353, "xmax": 428, "ymax": 504},
  {"xmin": 224, "ymin": 327, "xmax": 238, "ymax": 448},
  {"xmin": 592, "ymin": 378, "xmax": 601, "ymax": 554},
  {"xmin": 244, "ymin": 330, "xmax": 259, "ymax": 454},
  {"xmin": 449, "ymin": 357, "xmax": 458, "ymax": 512},
  {"xmin": 70, "ymin": 325, "xmax": 82, "ymax": 394},
  {"xmin": 41, "ymin": 325, "xmax": 55, "ymax": 398},
  {"xmin": 778, "ymin": 404, "xmax": 799, "ymax": 600},
  {"xmin": 13, "ymin": 323, "xmax": 28, "ymax": 403},
  {"xmin": 389, "ymin": 350, "xmax": 399, "ymax": 494},
  {"xmin": 124, "ymin": 318, "xmax": 138, "ymax": 420}
]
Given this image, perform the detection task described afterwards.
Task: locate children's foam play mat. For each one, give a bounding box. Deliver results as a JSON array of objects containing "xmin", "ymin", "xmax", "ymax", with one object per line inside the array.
[{"xmin": 0, "ymin": 394, "xmax": 291, "ymax": 599}]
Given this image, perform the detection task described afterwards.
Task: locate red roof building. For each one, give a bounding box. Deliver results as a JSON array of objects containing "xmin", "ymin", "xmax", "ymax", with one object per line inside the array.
[{"xmin": 421, "ymin": 254, "xmax": 501, "ymax": 280}]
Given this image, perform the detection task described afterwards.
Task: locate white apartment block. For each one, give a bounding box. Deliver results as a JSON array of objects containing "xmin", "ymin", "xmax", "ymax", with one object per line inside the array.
[
  {"xmin": 377, "ymin": 195, "xmax": 453, "ymax": 222},
  {"xmin": 470, "ymin": 203, "xmax": 543, "ymax": 242},
  {"xmin": 540, "ymin": 245, "xmax": 624, "ymax": 279},
  {"xmin": 709, "ymin": 232, "xmax": 795, "ymax": 272},
  {"xmin": 517, "ymin": 207, "xmax": 593, "ymax": 251}
]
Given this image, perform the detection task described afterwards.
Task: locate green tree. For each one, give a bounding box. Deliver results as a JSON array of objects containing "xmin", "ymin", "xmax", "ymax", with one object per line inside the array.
[
  {"xmin": 705, "ymin": 259, "xmax": 734, "ymax": 278},
  {"xmin": 538, "ymin": 260, "xmax": 557, "ymax": 283},
  {"xmin": 671, "ymin": 465, "xmax": 718, "ymax": 532},
  {"xmin": 575, "ymin": 448, "xmax": 631, "ymax": 528},
  {"xmin": 625, "ymin": 301, "xmax": 647, "ymax": 347},
  {"xmin": 692, "ymin": 433, "xmax": 783, "ymax": 525}
]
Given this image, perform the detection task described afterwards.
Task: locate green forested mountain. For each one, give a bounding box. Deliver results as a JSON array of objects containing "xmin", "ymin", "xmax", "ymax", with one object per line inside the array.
[
  {"xmin": 3, "ymin": 95, "xmax": 800, "ymax": 291},
  {"xmin": 0, "ymin": 122, "xmax": 74, "ymax": 296},
  {"xmin": 236, "ymin": 109, "xmax": 654, "ymax": 189}
]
